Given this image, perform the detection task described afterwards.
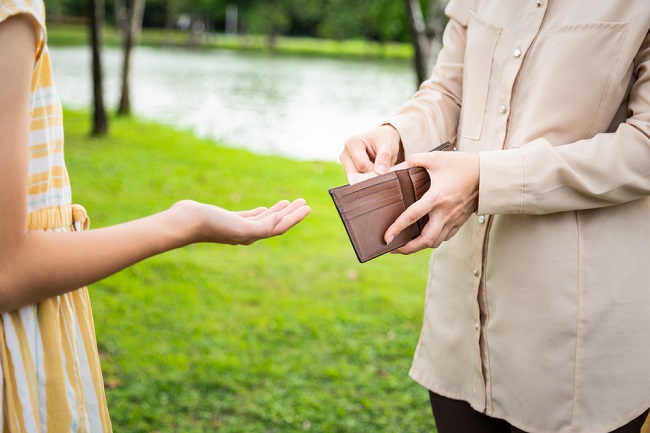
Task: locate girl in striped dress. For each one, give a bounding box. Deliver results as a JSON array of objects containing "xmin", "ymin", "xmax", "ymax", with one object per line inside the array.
[{"xmin": 0, "ymin": 2, "xmax": 311, "ymax": 431}]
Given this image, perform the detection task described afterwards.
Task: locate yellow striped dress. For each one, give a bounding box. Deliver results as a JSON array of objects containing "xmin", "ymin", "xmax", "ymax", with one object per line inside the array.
[{"xmin": 0, "ymin": 1, "xmax": 112, "ymax": 431}]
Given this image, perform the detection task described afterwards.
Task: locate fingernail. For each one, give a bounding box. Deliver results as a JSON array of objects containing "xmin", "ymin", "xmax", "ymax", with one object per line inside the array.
[
  {"xmin": 385, "ymin": 235, "xmax": 394, "ymax": 245},
  {"xmin": 376, "ymin": 164, "xmax": 387, "ymax": 174}
]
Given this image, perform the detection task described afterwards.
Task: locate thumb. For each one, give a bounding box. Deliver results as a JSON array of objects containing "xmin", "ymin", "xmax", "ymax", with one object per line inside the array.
[
  {"xmin": 374, "ymin": 149, "xmax": 393, "ymax": 174},
  {"xmin": 373, "ymin": 125, "xmax": 401, "ymax": 174}
]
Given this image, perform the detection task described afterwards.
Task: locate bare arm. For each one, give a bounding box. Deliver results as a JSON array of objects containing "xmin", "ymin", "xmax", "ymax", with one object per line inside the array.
[{"xmin": 0, "ymin": 16, "xmax": 310, "ymax": 313}]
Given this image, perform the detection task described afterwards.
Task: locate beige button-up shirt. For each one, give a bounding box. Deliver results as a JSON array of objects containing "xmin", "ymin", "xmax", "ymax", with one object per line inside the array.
[{"xmin": 388, "ymin": 1, "xmax": 650, "ymax": 432}]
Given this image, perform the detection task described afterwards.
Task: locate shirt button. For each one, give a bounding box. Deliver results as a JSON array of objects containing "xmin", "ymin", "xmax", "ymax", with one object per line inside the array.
[
  {"xmin": 473, "ymin": 268, "xmax": 479, "ymax": 277},
  {"xmin": 478, "ymin": 215, "xmax": 486, "ymax": 224},
  {"xmin": 513, "ymin": 48, "xmax": 522, "ymax": 58},
  {"xmin": 475, "ymin": 323, "xmax": 480, "ymax": 331},
  {"xmin": 536, "ymin": 0, "xmax": 542, "ymax": 6},
  {"xmin": 498, "ymin": 105, "xmax": 507, "ymax": 114}
]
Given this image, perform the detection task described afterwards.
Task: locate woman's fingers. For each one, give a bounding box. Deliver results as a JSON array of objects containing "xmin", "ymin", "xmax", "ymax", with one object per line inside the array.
[
  {"xmin": 341, "ymin": 125, "xmax": 402, "ymax": 175},
  {"xmin": 384, "ymin": 193, "xmax": 433, "ymax": 246},
  {"xmin": 341, "ymin": 137, "xmax": 375, "ymax": 174},
  {"xmin": 388, "ymin": 151, "xmax": 480, "ymax": 253},
  {"xmin": 391, "ymin": 214, "xmax": 459, "ymax": 255}
]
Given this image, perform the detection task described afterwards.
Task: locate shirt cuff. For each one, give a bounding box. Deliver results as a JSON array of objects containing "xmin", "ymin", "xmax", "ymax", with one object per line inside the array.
[
  {"xmin": 478, "ymin": 148, "xmax": 525, "ymax": 215},
  {"xmin": 384, "ymin": 116, "xmax": 436, "ymax": 159}
]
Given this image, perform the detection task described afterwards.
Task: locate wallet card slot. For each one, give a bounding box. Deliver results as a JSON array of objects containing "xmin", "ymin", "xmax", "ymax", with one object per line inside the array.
[
  {"xmin": 413, "ymin": 178, "xmax": 429, "ymax": 189},
  {"xmin": 344, "ymin": 200, "xmax": 410, "ymax": 262},
  {"xmin": 341, "ymin": 185, "xmax": 402, "ymax": 208},
  {"xmin": 414, "ymin": 182, "xmax": 430, "ymax": 201},
  {"xmin": 339, "ymin": 189, "xmax": 403, "ymax": 216},
  {"xmin": 410, "ymin": 169, "xmax": 429, "ymax": 182},
  {"xmin": 335, "ymin": 177, "xmax": 398, "ymax": 200},
  {"xmin": 328, "ymin": 141, "xmax": 452, "ymax": 263},
  {"xmin": 345, "ymin": 196, "xmax": 404, "ymax": 221},
  {"xmin": 410, "ymin": 170, "xmax": 431, "ymax": 201}
]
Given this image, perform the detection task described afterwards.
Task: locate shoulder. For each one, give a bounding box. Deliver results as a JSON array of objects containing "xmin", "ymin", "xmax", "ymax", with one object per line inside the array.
[{"xmin": 0, "ymin": 0, "xmax": 47, "ymax": 61}]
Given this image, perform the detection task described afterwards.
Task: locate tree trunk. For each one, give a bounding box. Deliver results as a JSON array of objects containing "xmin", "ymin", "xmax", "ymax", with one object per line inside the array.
[
  {"xmin": 89, "ymin": 0, "xmax": 108, "ymax": 136},
  {"xmin": 426, "ymin": 0, "xmax": 447, "ymax": 42},
  {"xmin": 404, "ymin": 0, "xmax": 449, "ymax": 86},
  {"xmin": 114, "ymin": 0, "xmax": 128, "ymax": 36},
  {"xmin": 117, "ymin": 0, "xmax": 146, "ymax": 116},
  {"xmin": 404, "ymin": 0, "xmax": 432, "ymax": 86}
]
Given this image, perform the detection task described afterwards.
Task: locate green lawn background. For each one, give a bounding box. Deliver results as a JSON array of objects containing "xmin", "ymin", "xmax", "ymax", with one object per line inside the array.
[
  {"xmin": 63, "ymin": 109, "xmax": 437, "ymax": 432},
  {"xmin": 47, "ymin": 23, "xmax": 414, "ymax": 60}
]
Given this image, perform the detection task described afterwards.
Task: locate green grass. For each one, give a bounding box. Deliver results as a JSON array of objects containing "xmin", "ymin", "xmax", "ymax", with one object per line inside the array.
[
  {"xmin": 47, "ymin": 23, "xmax": 414, "ymax": 60},
  {"xmin": 63, "ymin": 109, "xmax": 436, "ymax": 432}
]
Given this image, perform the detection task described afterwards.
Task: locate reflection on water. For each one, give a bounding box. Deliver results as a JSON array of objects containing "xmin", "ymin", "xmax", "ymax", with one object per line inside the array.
[{"xmin": 50, "ymin": 46, "xmax": 416, "ymax": 161}]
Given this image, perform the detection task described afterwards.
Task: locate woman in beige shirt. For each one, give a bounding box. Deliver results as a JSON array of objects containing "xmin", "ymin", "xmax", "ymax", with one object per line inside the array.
[{"xmin": 341, "ymin": 1, "xmax": 650, "ymax": 432}]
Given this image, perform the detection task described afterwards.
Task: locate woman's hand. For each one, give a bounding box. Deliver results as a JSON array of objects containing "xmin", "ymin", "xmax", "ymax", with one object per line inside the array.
[
  {"xmin": 385, "ymin": 151, "xmax": 480, "ymax": 253},
  {"xmin": 172, "ymin": 198, "xmax": 311, "ymax": 245},
  {"xmin": 340, "ymin": 125, "xmax": 403, "ymax": 174}
]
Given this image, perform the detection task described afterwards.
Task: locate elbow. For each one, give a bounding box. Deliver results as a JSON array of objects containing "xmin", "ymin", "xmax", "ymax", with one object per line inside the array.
[
  {"xmin": 0, "ymin": 262, "xmax": 26, "ymax": 314},
  {"xmin": 0, "ymin": 282, "xmax": 18, "ymax": 314}
]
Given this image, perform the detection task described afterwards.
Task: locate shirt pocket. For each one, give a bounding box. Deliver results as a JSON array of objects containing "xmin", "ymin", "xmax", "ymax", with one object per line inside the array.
[
  {"xmin": 460, "ymin": 11, "xmax": 502, "ymax": 140},
  {"xmin": 515, "ymin": 22, "xmax": 629, "ymax": 142}
]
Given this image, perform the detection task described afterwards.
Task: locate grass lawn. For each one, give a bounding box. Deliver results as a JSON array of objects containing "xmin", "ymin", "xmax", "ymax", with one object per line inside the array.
[
  {"xmin": 63, "ymin": 109, "xmax": 437, "ymax": 432},
  {"xmin": 47, "ymin": 23, "xmax": 414, "ymax": 60}
]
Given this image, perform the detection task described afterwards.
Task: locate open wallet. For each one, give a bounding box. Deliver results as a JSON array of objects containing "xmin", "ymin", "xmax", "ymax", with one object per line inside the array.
[{"xmin": 329, "ymin": 142, "xmax": 454, "ymax": 263}]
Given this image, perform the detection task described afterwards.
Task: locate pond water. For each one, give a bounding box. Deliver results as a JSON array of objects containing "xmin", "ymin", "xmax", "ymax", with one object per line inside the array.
[{"xmin": 50, "ymin": 46, "xmax": 418, "ymax": 162}]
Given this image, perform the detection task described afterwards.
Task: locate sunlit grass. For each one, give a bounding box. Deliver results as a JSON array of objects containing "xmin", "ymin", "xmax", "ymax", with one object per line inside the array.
[
  {"xmin": 63, "ymin": 109, "xmax": 436, "ymax": 432},
  {"xmin": 47, "ymin": 23, "xmax": 414, "ymax": 60}
]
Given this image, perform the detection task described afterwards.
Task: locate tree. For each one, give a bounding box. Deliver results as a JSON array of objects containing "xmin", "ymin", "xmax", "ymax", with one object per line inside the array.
[
  {"xmin": 88, "ymin": 0, "xmax": 108, "ymax": 135},
  {"xmin": 245, "ymin": 0, "xmax": 291, "ymax": 51},
  {"xmin": 404, "ymin": 0, "xmax": 448, "ymax": 86},
  {"xmin": 317, "ymin": 0, "xmax": 363, "ymax": 41},
  {"xmin": 117, "ymin": 0, "xmax": 147, "ymax": 116}
]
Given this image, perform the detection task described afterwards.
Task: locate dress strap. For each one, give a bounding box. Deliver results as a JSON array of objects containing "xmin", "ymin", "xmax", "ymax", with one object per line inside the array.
[{"xmin": 71, "ymin": 204, "xmax": 90, "ymax": 232}]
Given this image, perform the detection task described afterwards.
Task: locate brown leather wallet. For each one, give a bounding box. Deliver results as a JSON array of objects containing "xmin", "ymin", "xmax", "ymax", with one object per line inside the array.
[{"xmin": 329, "ymin": 142, "xmax": 453, "ymax": 263}]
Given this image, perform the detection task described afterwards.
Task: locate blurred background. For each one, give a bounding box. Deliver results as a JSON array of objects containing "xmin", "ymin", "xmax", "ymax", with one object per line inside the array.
[
  {"xmin": 47, "ymin": 0, "xmax": 447, "ymax": 160},
  {"xmin": 46, "ymin": 1, "xmax": 450, "ymax": 432}
]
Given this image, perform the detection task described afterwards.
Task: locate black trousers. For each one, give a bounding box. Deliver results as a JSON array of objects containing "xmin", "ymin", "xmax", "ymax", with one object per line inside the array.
[{"xmin": 429, "ymin": 391, "xmax": 649, "ymax": 433}]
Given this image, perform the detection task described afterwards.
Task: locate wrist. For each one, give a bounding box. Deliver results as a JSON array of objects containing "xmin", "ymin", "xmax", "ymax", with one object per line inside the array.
[{"xmin": 166, "ymin": 200, "xmax": 205, "ymax": 246}]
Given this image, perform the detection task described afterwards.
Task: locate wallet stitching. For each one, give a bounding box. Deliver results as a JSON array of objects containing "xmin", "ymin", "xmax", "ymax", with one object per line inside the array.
[
  {"xmin": 348, "ymin": 212, "xmax": 407, "ymax": 261},
  {"xmin": 333, "ymin": 175, "xmax": 398, "ymax": 197},
  {"xmin": 346, "ymin": 188, "xmax": 407, "ymax": 261},
  {"xmin": 330, "ymin": 142, "xmax": 452, "ymax": 263},
  {"xmin": 407, "ymin": 169, "xmax": 429, "ymax": 237},
  {"xmin": 346, "ymin": 199, "xmax": 405, "ymax": 222},
  {"xmin": 338, "ymin": 187, "xmax": 403, "ymax": 210},
  {"xmin": 341, "ymin": 194, "xmax": 403, "ymax": 218}
]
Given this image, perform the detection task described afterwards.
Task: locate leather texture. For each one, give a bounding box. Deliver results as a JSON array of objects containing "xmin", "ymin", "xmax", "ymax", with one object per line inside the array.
[{"xmin": 330, "ymin": 142, "xmax": 452, "ymax": 262}]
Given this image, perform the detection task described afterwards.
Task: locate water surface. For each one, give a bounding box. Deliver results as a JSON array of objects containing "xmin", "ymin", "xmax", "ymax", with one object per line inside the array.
[{"xmin": 50, "ymin": 46, "xmax": 417, "ymax": 161}]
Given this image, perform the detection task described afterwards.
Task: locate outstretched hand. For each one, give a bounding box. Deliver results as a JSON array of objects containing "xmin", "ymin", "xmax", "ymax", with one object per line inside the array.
[
  {"xmin": 172, "ymin": 198, "xmax": 311, "ymax": 246},
  {"xmin": 233, "ymin": 198, "xmax": 312, "ymax": 243},
  {"xmin": 385, "ymin": 151, "xmax": 480, "ymax": 254}
]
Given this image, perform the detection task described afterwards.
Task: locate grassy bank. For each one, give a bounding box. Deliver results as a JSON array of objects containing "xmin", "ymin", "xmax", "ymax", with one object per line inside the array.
[
  {"xmin": 63, "ymin": 109, "xmax": 436, "ymax": 432},
  {"xmin": 47, "ymin": 23, "xmax": 414, "ymax": 60}
]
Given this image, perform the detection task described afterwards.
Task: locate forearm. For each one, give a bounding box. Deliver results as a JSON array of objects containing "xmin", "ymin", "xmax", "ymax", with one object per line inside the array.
[
  {"xmin": 479, "ymin": 122, "xmax": 650, "ymax": 215},
  {"xmin": 0, "ymin": 15, "xmax": 312, "ymax": 313},
  {"xmin": 0, "ymin": 206, "xmax": 193, "ymax": 312},
  {"xmin": 387, "ymin": 13, "xmax": 466, "ymax": 157}
]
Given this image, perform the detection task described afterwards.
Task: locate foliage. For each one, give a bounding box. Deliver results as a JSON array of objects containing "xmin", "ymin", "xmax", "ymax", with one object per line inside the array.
[
  {"xmin": 47, "ymin": 24, "xmax": 414, "ymax": 60},
  {"xmin": 62, "ymin": 108, "xmax": 438, "ymax": 432},
  {"xmin": 47, "ymin": 0, "xmax": 432, "ymax": 44}
]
